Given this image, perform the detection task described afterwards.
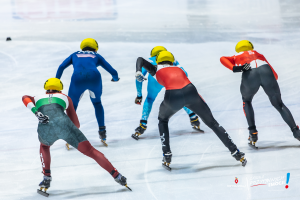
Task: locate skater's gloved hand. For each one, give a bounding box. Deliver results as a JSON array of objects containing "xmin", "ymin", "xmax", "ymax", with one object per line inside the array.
[
  {"xmin": 111, "ymin": 78, "xmax": 120, "ymax": 82},
  {"xmin": 242, "ymin": 63, "xmax": 251, "ymax": 71},
  {"xmin": 135, "ymin": 71, "xmax": 147, "ymax": 82},
  {"xmin": 35, "ymin": 112, "xmax": 49, "ymax": 124},
  {"xmin": 135, "ymin": 96, "xmax": 142, "ymax": 105},
  {"xmin": 232, "ymin": 63, "xmax": 251, "ymax": 72}
]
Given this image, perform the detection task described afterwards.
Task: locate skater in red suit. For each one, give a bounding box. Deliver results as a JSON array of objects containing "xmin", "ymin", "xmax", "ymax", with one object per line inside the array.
[
  {"xmin": 135, "ymin": 51, "xmax": 247, "ymax": 170},
  {"xmin": 220, "ymin": 40, "xmax": 300, "ymax": 148},
  {"xmin": 22, "ymin": 78, "xmax": 130, "ymax": 196}
]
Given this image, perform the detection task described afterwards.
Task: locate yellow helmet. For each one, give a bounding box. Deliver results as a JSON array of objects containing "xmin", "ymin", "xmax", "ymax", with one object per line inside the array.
[
  {"xmin": 80, "ymin": 38, "xmax": 98, "ymax": 51},
  {"xmin": 156, "ymin": 51, "xmax": 175, "ymax": 64},
  {"xmin": 44, "ymin": 78, "xmax": 63, "ymax": 91},
  {"xmin": 235, "ymin": 40, "xmax": 254, "ymax": 53},
  {"xmin": 150, "ymin": 46, "xmax": 167, "ymax": 57}
]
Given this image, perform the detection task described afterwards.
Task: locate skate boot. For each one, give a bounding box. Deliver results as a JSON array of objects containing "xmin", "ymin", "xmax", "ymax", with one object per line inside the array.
[
  {"xmin": 99, "ymin": 126, "xmax": 107, "ymax": 146},
  {"xmin": 231, "ymin": 149, "xmax": 247, "ymax": 167},
  {"xmin": 114, "ymin": 173, "xmax": 132, "ymax": 191},
  {"xmin": 132, "ymin": 120, "xmax": 147, "ymax": 140},
  {"xmin": 162, "ymin": 152, "xmax": 172, "ymax": 171},
  {"xmin": 37, "ymin": 176, "xmax": 52, "ymax": 197},
  {"xmin": 292, "ymin": 125, "xmax": 300, "ymax": 141},
  {"xmin": 190, "ymin": 114, "xmax": 204, "ymax": 133},
  {"xmin": 248, "ymin": 126, "xmax": 258, "ymax": 149}
]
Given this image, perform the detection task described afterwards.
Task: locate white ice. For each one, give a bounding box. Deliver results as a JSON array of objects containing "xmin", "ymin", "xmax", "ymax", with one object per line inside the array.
[{"xmin": 0, "ymin": 0, "xmax": 300, "ymax": 199}]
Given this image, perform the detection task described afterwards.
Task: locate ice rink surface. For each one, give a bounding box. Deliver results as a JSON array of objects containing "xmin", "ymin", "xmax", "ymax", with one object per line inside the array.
[{"xmin": 1, "ymin": 0, "xmax": 300, "ymax": 199}]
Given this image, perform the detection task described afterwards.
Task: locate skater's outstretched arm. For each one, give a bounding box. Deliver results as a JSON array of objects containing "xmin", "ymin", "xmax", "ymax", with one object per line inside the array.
[
  {"xmin": 136, "ymin": 57, "xmax": 156, "ymax": 76},
  {"xmin": 56, "ymin": 54, "xmax": 73, "ymax": 79},
  {"xmin": 96, "ymin": 54, "xmax": 119, "ymax": 81},
  {"xmin": 66, "ymin": 96, "xmax": 80, "ymax": 128}
]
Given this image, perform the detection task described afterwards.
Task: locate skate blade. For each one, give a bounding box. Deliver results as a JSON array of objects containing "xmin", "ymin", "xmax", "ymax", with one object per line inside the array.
[
  {"xmin": 240, "ymin": 157, "xmax": 247, "ymax": 167},
  {"xmin": 162, "ymin": 162, "xmax": 171, "ymax": 171},
  {"xmin": 131, "ymin": 132, "xmax": 141, "ymax": 140},
  {"xmin": 37, "ymin": 188, "xmax": 49, "ymax": 197},
  {"xmin": 101, "ymin": 140, "xmax": 108, "ymax": 147},
  {"xmin": 125, "ymin": 185, "xmax": 132, "ymax": 191},
  {"xmin": 248, "ymin": 141, "xmax": 258, "ymax": 149},
  {"xmin": 192, "ymin": 126, "xmax": 204, "ymax": 133},
  {"xmin": 65, "ymin": 143, "xmax": 70, "ymax": 150}
]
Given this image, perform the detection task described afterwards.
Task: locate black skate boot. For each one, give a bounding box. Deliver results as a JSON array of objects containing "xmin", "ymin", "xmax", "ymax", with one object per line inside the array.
[
  {"xmin": 190, "ymin": 114, "xmax": 204, "ymax": 133},
  {"xmin": 248, "ymin": 126, "xmax": 258, "ymax": 149},
  {"xmin": 114, "ymin": 173, "xmax": 132, "ymax": 191},
  {"xmin": 162, "ymin": 152, "xmax": 172, "ymax": 171},
  {"xmin": 132, "ymin": 120, "xmax": 147, "ymax": 140},
  {"xmin": 37, "ymin": 176, "xmax": 52, "ymax": 197},
  {"xmin": 292, "ymin": 125, "xmax": 300, "ymax": 141},
  {"xmin": 231, "ymin": 149, "xmax": 247, "ymax": 167},
  {"xmin": 99, "ymin": 126, "xmax": 107, "ymax": 146}
]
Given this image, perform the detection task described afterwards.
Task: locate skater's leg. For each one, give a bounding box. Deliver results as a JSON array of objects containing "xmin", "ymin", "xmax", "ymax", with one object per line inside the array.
[
  {"xmin": 141, "ymin": 76, "xmax": 164, "ymax": 122},
  {"xmin": 68, "ymin": 82, "xmax": 86, "ymax": 111},
  {"xmin": 158, "ymin": 90, "xmax": 184, "ymax": 153},
  {"xmin": 240, "ymin": 69, "xmax": 261, "ymax": 132},
  {"xmin": 260, "ymin": 64, "xmax": 297, "ymax": 129},
  {"xmin": 89, "ymin": 86, "xmax": 104, "ymax": 127},
  {"xmin": 78, "ymin": 141, "xmax": 119, "ymax": 177},
  {"xmin": 133, "ymin": 77, "xmax": 163, "ymax": 138},
  {"xmin": 184, "ymin": 84, "xmax": 237, "ymax": 152},
  {"xmin": 61, "ymin": 125, "xmax": 118, "ymax": 177},
  {"xmin": 40, "ymin": 143, "xmax": 51, "ymax": 176}
]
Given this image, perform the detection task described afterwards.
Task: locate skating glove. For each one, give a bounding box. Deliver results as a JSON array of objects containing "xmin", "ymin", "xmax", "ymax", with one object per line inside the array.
[
  {"xmin": 232, "ymin": 63, "xmax": 251, "ymax": 72},
  {"xmin": 135, "ymin": 96, "xmax": 142, "ymax": 105},
  {"xmin": 111, "ymin": 78, "xmax": 120, "ymax": 82},
  {"xmin": 135, "ymin": 71, "xmax": 147, "ymax": 82},
  {"xmin": 35, "ymin": 112, "xmax": 49, "ymax": 124}
]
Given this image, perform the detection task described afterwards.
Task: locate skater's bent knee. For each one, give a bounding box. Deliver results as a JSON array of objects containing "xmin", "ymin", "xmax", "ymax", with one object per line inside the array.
[
  {"xmin": 78, "ymin": 141, "xmax": 94, "ymax": 156},
  {"xmin": 269, "ymin": 95, "xmax": 283, "ymax": 108}
]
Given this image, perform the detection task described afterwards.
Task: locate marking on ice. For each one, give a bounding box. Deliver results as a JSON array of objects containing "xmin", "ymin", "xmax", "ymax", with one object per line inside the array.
[{"xmin": 144, "ymin": 145, "xmax": 158, "ymax": 200}]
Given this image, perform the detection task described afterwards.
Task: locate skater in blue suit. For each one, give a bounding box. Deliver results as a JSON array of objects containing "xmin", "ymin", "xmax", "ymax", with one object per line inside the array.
[
  {"xmin": 56, "ymin": 38, "xmax": 119, "ymax": 145},
  {"xmin": 132, "ymin": 46, "xmax": 203, "ymax": 140}
]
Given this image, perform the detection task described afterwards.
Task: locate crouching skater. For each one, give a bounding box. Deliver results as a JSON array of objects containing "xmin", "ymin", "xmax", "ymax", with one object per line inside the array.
[
  {"xmin": 22, "ymin": 78, "xmax": 130, "ymax": 197},
  {"xmin": 135, "ymin": 51, "xmax": 247, "ymax": 171}
]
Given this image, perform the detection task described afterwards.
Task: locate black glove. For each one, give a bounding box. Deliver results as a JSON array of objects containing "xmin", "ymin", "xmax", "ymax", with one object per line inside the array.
[
  {"xmin": 111, "ymin": 78, "xmax": 120, "ymax": 82},
  {"xmin": 35, "ymin": 112, "xmax": 49, "ymax": 124},
  {"xmin": 135, "ymin": 96, "xmax": 142, "ymax": 105},
  {"xmin": 233, "ymin": 63, "xmax": 251, "ymax": 72}
]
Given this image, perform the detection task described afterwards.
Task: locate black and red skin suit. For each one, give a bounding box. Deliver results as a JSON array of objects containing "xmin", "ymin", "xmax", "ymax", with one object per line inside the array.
[
  {"xmin": 220, "ymin": 50, "xmax": 300, "ymax": 137},
  {"xmin": 136, "ymin": 57, "xmax": 238, "ymax": 155}
]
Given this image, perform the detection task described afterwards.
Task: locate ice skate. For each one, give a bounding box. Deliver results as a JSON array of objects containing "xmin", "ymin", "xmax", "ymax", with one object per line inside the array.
[
  {"xmin": 190, "ymin": 116, "xmax": 204, "ymax": 133},
  {"xmin": 99, "ymin": 126, "xmax": 107, "ymax": 146},
  {"xmin": 292, "ymin": 126, "xmax": 300, "ymax": 141},
  {"xmin": 65, "ymin": 143, "xmax": 70, "ymax": 150},
  {"xmin": 114, "ymin": 173, "xmax": 132, "ymax": 191},
  {"xmin": 132, "ymin": 122, "xmax": 147, "ymax": 140},
  {"xmin": 162, "ymin": 152, "xmax": 172, "ymax": 171},
  {"xmin": 37, "ymin": 176, "xmax": 52, "ymax": 197},
  {"xmin": 231, "ymin": 149, "xmax": 247, "ymax": 167},
  {"xmin": 248, "ymin": 130, "xmax": 258, "ymax": 149}
]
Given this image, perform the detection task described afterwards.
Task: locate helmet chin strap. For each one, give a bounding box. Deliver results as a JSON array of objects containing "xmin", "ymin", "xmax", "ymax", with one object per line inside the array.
[{"xmin": 46, "ymin": 90, "xmax": 61, "ymax": 94}]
